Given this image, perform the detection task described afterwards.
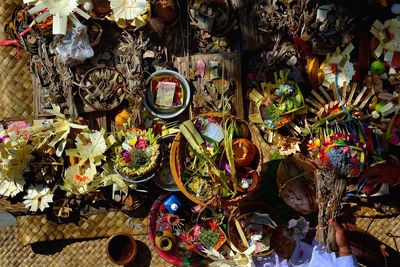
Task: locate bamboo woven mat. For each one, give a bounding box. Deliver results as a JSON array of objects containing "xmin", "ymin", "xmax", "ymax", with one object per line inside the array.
[
  {"xmin": 356, "ymin": 216, "xmax": 400, "ymax": 252},
  {"xmin": 0, "ymin": 0, "xmax": 33, "ymax": 120},
  {"xmin": 16, "ymin": 211, "xmax": 148, "ymax": 246},
  {"xmin": 0, "ymin": 225, "xmax": 173, "ymax": 267}
]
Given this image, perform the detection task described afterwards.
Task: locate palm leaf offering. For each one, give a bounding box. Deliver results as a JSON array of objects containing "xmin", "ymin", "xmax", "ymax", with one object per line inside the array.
[
  {"xmin": 170, "ymin": 113, "xmax": 261, "ymax": 208},
  {"xmin": 3, "ymin": 1, "xmax": 400, "ymax": 265},
  {"xmin": 249, "ymin": 70, "xmax": 305, "ymax": 130}
]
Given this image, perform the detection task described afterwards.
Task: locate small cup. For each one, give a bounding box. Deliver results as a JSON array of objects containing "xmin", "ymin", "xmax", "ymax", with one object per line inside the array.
[{"xmin": 107, "ymin": 234, "xmax": 137, "ymax": 265}]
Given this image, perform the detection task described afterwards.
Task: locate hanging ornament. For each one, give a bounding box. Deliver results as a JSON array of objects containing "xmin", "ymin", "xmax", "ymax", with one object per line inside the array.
[{"xmin": 23, "ymin": 0, "xmax": 91, "ymax": 35}]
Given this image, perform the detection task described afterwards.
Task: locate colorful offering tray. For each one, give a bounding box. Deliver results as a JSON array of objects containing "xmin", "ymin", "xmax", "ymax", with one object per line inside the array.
[
  {"xmin": 170, "ymin": 113, "xmax": 261, "ymax": 208},
  {"xmin": 113, "ymin": 126, "xmax": 161, "ymax": 183},
  {"xmin": 249, "ymin": 70, "xmax": 305, "ymax": 130},
  {"xmin": 308, "ymin": 132, "xmax": 366, "ymax": 178},
  {"xmin": 148, "ymin": 194, "xmax": 207, "ymax": 266}
]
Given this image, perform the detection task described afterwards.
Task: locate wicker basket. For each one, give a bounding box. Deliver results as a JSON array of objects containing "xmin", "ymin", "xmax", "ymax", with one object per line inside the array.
[
  {"xmin": 79, "ymin": 66, "xmax": 126, "ymax": 112},
  {"xmin": 170, "ymin": 112, "xmax": 262, "ymax": 208},
  {"xmin": 227, "ymin": 202, "xmax": 280, "ymax": 257}
]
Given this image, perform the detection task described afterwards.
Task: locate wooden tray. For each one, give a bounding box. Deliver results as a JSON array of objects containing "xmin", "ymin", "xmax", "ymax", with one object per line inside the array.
[{"xmin": 173, "ymin": 52, "xmax": 244, "ymax": 120}]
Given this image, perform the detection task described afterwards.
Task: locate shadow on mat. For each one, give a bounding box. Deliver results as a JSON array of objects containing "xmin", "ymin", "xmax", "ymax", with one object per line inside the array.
[{"xmin": 125, "ymin": 240, "xmax": 152, "ymax": 267}]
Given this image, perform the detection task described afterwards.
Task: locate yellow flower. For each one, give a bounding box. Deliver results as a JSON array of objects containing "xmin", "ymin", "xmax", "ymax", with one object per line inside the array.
[{"xmin": 128, "ymin": 137, "xmax": 138, "ymax": 147}]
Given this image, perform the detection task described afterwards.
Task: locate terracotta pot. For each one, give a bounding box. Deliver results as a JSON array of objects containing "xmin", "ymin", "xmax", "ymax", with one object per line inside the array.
[
  {"xmin": 231, "ymin": 138, "xmax": 256, "ymax": 168},
  {"xmin": 236, "ymin": 167, "xmax": 259, "ymax": 193},
  {"xmin": 107, "ymin": 234, "xmax": 137, "ymax": 265}
]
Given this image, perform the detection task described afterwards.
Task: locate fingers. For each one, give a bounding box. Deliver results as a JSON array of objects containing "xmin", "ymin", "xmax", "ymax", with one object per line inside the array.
[
  {"xmin": 363, "ymin": 167, "xmax": 383, "ymax": 179},
  {"xmin": 329, "ymin": 218, "xmax": 342, "ymax": 230},
  {"xmin": 329, "ymin": 219, "xmax": 350, "ymax": 249}
]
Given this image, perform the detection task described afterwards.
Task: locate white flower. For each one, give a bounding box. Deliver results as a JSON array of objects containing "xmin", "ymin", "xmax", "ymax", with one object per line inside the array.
[
  {"xmin": 322, "ymin": 43, "xmax": 355, "ymax": 88},
  {"xmin": 110, "ymin": 0, "xmax": 150, "ymax": 21},
  {"xmin": 0, "ymin": 178, "xmax": 25, "ymax": 198},
  {"xmin": 23, "ymin": 184, "xmax": 54, "ymax": 212}
]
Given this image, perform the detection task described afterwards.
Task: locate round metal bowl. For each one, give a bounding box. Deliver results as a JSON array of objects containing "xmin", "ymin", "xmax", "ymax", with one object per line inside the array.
[{"xmin": 144, "ymin": 70, "xmax": 190, "ymax": 119}]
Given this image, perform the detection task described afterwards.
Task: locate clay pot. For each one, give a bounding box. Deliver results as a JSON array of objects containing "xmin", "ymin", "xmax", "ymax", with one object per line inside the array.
[
  {"xmin": 236, "ymin": 167, "xmax": 259, "ymax": 193},
  {"xmin": 153, "ymin": 0, "xmax": 178, "ymax": 23},
  {"xmin": 107, "ymin": 234, "xmax": 137, "ymax": 265},
  {"xmin": 232, "ymin": 138, "xmax": 256, "ymax": 167}
]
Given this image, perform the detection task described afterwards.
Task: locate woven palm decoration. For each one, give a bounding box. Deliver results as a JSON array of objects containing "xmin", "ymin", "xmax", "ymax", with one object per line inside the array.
[
  {"xmin": 23, "ymin": 0, "xmax": 90, "ymax": 35},
  {"xmin": 109, "ymin": 0, "xmax": 149, "ymax": 21}
]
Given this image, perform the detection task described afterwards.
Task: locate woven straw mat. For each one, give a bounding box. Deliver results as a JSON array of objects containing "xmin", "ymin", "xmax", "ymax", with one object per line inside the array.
[
  {"xmin": 0, "ymin": 0, "xmax": 33, "ymax": 120},
  {"xmin": 356, "ymin": 216, "xmax": 400, "ymax": 252},
  {"xmin": 17, "ymin": 211, "xmax": 148, "ymax": 246},
  {"xmin": 0, "ymin": 225, "xmax": 173, "ymax": 267}
]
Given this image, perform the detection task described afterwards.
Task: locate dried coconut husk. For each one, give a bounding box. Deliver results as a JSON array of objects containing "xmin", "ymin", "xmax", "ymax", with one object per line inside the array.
[{"xmin": 276, "ymin": 154, "xmax": 317, "ymax": 215}]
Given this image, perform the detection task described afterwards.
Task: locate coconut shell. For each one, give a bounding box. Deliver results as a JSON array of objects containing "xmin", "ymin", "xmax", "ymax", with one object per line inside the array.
[
  {"xmin": 276, "ymin": 155, "xmax": 317, "ymax": 215},
  {"xmin": 153, "ymin": 2, "xmax": 178, "ymax": 23}
]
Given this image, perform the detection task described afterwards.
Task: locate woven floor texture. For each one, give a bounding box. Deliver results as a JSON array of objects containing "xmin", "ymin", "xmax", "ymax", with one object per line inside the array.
[
  {"xmin": 0, "ymin": 0, "xmax": 33, "ymax": 120},
  {"xmin": 0, "ymin": 224, "xmax": 172, "ymax": 267},
  {"xmin": 356, "ymin": 216, "xmax": 400, "ymax": 252}
]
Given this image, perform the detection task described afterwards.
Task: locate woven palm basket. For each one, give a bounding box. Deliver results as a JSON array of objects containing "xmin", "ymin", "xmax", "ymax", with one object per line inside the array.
[{"xmin": 0, "ymin": 0, "xmax": 33, "ymax": 120}]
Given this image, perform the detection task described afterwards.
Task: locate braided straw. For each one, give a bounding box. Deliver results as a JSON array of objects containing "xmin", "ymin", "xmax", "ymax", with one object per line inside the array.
[{"xmin": 0, "ymin": 0, "xmax": 33, "ymax": 120}]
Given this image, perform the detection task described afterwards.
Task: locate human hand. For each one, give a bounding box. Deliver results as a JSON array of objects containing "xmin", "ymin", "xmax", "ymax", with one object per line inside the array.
[
  {"xmin": 362, "ymin": 162, "xmax": 400, "ymax": 186},
  {"xmin": 360, "ymin": 161, "xmax": 400, "ymax": 195},
  {"xmin": 329, "ymin": 219, "xmax": 351, "ymax": 257}
]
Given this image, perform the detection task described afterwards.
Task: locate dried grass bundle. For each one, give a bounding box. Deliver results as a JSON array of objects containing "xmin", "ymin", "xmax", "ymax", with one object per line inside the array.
[
  {"xmin": 117, "ymin": 31, "xmax": 149, "ymax": 125},
  {"xmin": 315, "ymin": 169, "xmax": 346, "ymax": 252},
  {"xmin": 31, "ymin": 42, "xmax": 77, "ymax": 118}
]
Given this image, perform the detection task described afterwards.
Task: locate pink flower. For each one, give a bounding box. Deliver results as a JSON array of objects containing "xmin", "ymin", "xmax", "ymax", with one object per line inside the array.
[
  {"xmin": 135, "ymin": 139, "xmax": 148, "ymax": 151},
  {"xmin": 7, "ymin": 121, "xmax": 31, "ymax": 138},
  {"xmin": 389, "ymin": 130, "xmax": 400, "ymax": 145}
]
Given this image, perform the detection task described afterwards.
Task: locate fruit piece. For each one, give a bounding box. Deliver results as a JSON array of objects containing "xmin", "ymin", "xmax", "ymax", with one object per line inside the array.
[
  {"xmin": 294, "ymin": 93, "xmax": 303, "ymax": 107},
  {"xmin": 375, "ymin": 102, "xmax": 386, "ymax": 113},
  {"xmin": 287, "ymin": 99, "xmax": 294, "ymax": 111},
  {"xmin": 232, "ymin": 138, "xmax": 256, "ymax": 167},
  {"xmin": 370, "ymin": 60, "xmax": 386, "ymax": 75},
  {"xmin": 115, "ymin": 109, "xmax": 131, "ymax": 126},
  {"xmin": 368, "ymin": 96, "xmax": 378, "ymax": 112}
]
